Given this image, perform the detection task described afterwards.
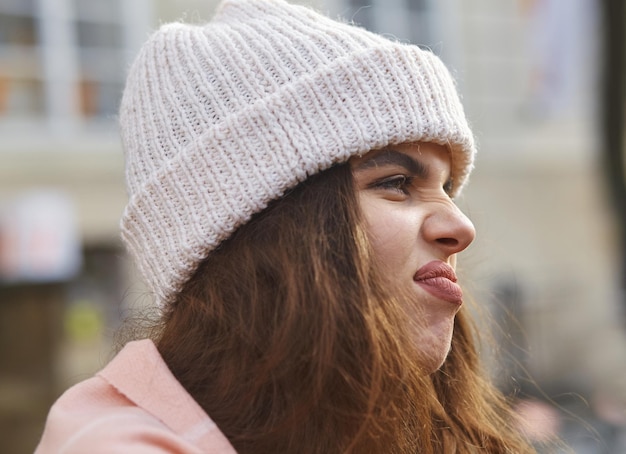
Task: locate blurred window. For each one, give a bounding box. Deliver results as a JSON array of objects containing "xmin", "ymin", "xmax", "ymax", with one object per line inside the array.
[
  {"xmin": 0, "ymin": 0, "xmax": 151, "ymax": 132},
  {"xmin": 344, "ymin": 0, "xmax": 435, "ymax": 48},
  {"xmin": 0, "ymin": 0, "xmax": 35, "ymax": 15},
  {"xmin": 0, "ymin": 10, "xmax": 42, "ymax": 118},
  {"xmin": 407, "ymin": 0, "xmax": 428, "ymax": 12},
  {"xmin": 75, "ymin": 21, "xmax": 122, "ymax": 48},
  {"xmin": 74, "ymin": 0, "xmax": 120, "ymax": 23}
]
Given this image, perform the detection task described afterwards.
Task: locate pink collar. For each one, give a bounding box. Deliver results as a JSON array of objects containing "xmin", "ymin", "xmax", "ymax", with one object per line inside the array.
[{"xmin": 98, "ymin": 339, "xmax": 237, "ymax": 453}]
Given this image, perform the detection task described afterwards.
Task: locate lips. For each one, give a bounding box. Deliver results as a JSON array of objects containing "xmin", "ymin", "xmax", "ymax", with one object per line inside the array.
[{"xmin": 413, "ymin": 261, "xmax": 463, "ymax": 304}]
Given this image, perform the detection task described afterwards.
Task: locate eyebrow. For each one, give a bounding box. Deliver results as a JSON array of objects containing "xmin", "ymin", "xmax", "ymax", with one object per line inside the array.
[{"xmin": 355, "ymin": 149, "xmax": 429, "ymax": 179}]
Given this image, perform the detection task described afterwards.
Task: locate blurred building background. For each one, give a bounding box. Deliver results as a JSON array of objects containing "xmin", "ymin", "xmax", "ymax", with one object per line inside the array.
[{"xmin": 0, "ymin": 0, "xmax": 624, "ymax": 452}]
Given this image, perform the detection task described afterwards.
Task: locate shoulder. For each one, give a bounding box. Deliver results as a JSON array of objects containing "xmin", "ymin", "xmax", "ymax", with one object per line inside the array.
[
  {"xmin": 35, "ymin": 340, "xmax": 237, "ymax": 454},
  {"xmin": 35, "ymin": 375, "xmax": 204, "ymax": 453}
]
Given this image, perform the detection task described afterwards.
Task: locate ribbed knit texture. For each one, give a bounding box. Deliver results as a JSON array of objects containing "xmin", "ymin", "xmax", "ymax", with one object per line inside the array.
[{"xmin": 119, "ymin": 0, "xmax": 476, "ymax": 308}]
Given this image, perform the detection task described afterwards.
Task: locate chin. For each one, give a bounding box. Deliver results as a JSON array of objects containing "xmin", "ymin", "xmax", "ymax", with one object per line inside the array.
[
  {"xmin": 424, "ymin": 346, "xmax": 452, "ymax": 375},
  {"xmin": 415, "ymin": 327, "xmax": 455, "ymax": 375}
]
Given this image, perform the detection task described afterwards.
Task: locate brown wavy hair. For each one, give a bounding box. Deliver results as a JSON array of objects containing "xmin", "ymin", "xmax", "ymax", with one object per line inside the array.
[{"xmin": 155, "ymin": 162, "xmax": 535, "ymax": 453}]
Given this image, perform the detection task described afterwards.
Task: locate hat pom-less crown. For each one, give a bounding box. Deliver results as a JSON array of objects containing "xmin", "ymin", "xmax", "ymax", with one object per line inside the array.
[{"xmin": 119, "ymin": 0, "xmax": 476, "ymax": 308}]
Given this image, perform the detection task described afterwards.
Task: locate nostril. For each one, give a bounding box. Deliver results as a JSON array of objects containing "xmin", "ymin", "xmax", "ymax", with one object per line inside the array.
[{"xmin": 437, "ymin": 237, "xmax": 459, "ymax": 247}]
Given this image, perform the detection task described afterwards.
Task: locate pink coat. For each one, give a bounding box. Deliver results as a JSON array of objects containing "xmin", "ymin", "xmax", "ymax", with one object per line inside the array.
[{"xmin": 35, "ymin": 339, "xmax": 237, "ymax": 453}]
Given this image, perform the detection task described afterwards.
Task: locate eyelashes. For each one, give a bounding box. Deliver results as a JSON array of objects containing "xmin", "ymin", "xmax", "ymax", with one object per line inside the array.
[
  {"xmin": 369, "ymin": 175, "xmax": 415, "ymax": 195},
  {"xmin": 368, "ymin": 175, "xmax": 454, "ymax": 198}
]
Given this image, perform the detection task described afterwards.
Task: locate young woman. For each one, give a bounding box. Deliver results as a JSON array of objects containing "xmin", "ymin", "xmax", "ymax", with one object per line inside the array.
[{"xmin": 36, "ymin": 0, "xmax": 536, "ymax": 452}]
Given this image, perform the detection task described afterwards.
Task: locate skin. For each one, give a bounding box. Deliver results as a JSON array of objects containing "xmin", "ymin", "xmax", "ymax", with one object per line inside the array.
[{"xmin": 350, "ymin": 142, "xmax": 476, "ymax": 372}]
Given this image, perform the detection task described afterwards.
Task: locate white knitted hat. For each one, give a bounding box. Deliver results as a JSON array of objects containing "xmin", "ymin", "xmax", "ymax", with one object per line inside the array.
[{"xmin": 120, "ymin": 0, "xmax": 476, "ymax": 308}]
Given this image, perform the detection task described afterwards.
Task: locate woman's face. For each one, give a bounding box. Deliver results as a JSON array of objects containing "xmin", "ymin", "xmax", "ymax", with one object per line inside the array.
[{"xmin": 350, "ymin": 142, "xmax": 475, "ymax": 372}]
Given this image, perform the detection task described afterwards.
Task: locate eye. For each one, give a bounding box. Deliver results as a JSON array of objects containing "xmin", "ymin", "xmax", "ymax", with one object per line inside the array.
[
  {"xmin": 371, "ymin": 175, "xmax": 414, "ymax": 195},
  {"xmin": 443, "ymin": 179, "xmax": 453, "ymax": 197}
]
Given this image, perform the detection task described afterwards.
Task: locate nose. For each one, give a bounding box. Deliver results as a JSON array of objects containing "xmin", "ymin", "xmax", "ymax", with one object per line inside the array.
[{"xmin": 422, "ymin": 201, "xmax": 476, "ymax": 256}]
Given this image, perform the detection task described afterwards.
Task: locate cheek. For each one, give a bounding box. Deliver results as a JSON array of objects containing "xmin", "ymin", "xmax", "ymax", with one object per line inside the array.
[{"xmin": 360, "ymin": 203, "xmax": 421, "ymax": 265}]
